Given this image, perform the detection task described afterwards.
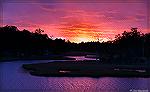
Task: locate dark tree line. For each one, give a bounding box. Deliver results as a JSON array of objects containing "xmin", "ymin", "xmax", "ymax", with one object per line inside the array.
[
  {"xmin": 0, "ymin": 25, "xmax": 66, "ymax": 58},
  {"xmin": 97, "ymin": 28, "xmax": 150, "ymax": 65},
  {"xmin": 0, "ymin": 25, "xmax": 150, "ymax": 64}
]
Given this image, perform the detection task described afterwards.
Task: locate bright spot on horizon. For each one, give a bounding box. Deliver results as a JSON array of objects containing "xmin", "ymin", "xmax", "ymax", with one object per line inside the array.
[{"xmin": 77, "ymin": 37, "xmax": 92, "ymax": 43}]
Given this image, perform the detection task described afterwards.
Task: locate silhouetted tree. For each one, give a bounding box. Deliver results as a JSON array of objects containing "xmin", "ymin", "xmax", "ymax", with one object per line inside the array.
[{"xmin": 35, "ymin": 28, "xmax": 44, "ymax": 34}]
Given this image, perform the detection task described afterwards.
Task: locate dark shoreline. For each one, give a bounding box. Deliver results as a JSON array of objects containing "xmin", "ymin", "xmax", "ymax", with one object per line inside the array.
[
  {"xmin": 0, "ymin": 52, "xmax": 95, "ymax": 62},
  {"xmin": 0, "ymin": 56, "xmax": 75, "ymax": 62},
  {"xmin": 22, "ymin": 61, "xmax": 150, "ymax": 78}
]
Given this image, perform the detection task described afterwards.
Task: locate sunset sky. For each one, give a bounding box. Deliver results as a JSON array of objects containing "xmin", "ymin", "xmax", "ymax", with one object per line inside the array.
[{"xmin": 1, "ymin": 0, "xmax": 150, "ymax": 43}]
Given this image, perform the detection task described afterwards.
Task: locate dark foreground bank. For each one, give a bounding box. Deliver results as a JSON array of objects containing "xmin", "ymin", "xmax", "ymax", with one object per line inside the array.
[
  {"xmin": 22, "ymin": 61, "xmax": 150, "ymax": 78},
  {"xmin": 0, "ymin": 55, "xmax": 75, "ymax": 62}
]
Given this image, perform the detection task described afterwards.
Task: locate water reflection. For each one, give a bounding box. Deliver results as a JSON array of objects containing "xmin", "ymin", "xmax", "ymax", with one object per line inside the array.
[
  {"xmin": 43, "ymin": 77, "xmax": 150, "ymax": 92},
  {"xmin": 0, "ymin": 60, "xmax": 150, "ymax": 92},
  {"xmin": 47, "ymin": 77, "xmax": 97, "ymax": 92},
  {"xmin": 66, "ymin": 56, "xmax": 96, "ymax": 61}
]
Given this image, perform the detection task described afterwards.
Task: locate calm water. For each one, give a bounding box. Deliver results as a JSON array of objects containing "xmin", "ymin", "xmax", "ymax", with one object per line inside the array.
[{"xmin": 0, "ymin": 56, "xmax": 150, "ymax": 92}]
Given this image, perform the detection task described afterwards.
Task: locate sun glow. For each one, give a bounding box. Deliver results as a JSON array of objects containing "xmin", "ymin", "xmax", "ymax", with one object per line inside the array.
[
  {"xmin": 78, "ymin": 37, "xmax": 89, "ymax": 42},
  {"xmin": 73, "ymin": 35, "xmax": 97, "ymax": 43},
  {"xmin": 71, "ymin": 37, "xmax": 111, "ymax": 43}
]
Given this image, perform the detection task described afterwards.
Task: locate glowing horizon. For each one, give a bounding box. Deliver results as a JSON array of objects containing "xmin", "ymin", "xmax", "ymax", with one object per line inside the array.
[{"xmin": 1, "ymin": 0, "xmax": 149, "ymax": 43}]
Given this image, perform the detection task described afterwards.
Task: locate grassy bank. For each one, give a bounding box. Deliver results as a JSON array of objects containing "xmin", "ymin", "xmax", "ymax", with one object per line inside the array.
[{"xmin": 22, "ymin": 61, "xmax": 150, "ymax": 78}]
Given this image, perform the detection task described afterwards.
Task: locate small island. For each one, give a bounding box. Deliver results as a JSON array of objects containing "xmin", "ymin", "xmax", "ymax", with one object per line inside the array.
[{"xmin": 22, "ymin": 58, "xmax": 150, "ymax": 78}]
